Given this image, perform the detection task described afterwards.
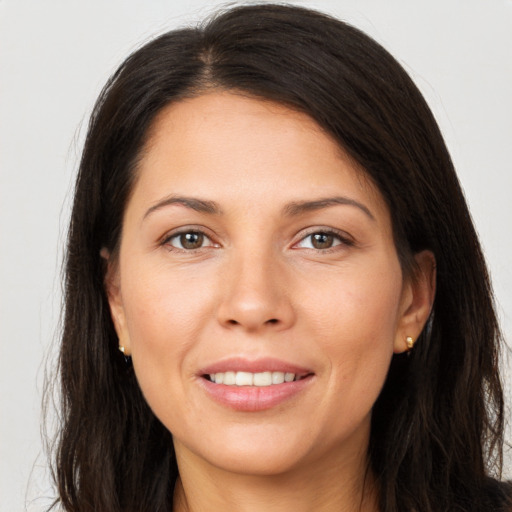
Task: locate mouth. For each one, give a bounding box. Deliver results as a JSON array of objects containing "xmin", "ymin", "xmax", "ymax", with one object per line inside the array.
[
  {"xmin": 203, "ymin": 371, "xmax": 308, "ymax": 386},
  {"xmin": 198, "ymin": 358, "xmax": 314, "ymax": 411}
]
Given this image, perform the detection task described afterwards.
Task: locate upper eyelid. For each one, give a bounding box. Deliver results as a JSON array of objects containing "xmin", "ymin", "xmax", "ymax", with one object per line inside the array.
[
  {"xmin": 158, "ymin": 225, "xmax": 354, "ymax": 248},
  {"xmin": 161, "ymin": 225, "xmax": 213, "ymax": 240},
  {"xmin": 160, "ymin": 227, "xmax": 218, "ymax": 247},
  {"xmin": 293, "ymin": 227, "xmax": 354, "ymax": 244}
]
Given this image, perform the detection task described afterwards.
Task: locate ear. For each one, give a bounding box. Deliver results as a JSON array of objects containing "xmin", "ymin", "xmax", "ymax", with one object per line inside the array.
[
  {"xmin": 100, "ymin": 247, "xmax": 131, "ymax": 356},
  {"xmin": 393, "ymin": 250, "xmax": 436, "ymax": 354}
]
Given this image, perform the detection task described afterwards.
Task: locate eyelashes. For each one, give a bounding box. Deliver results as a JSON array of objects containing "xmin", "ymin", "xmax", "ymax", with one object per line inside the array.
[
  {"xmin": 162, "ymin": 230, "xmax": 218, "ymax": 251},
  {"xmin": 161, "ymin": 227, "xmax": 354, "ymax": 253},
  {"xmin": 294, "ymin": 229, "xmax": 354, "ymax": 251}
]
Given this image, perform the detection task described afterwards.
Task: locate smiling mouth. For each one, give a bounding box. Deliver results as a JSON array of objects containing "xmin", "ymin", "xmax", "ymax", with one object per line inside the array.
[{"xmin": 204, "ymin": 371, "xmax": 309, "ymax": 386}]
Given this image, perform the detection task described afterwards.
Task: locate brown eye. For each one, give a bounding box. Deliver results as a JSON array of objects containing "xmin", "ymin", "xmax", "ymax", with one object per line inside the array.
[
  {"xmin": 311, "ymin": 233, "xmax": 334, "ymax": 249},
  {"xmin": 180, "ymin": 232, "xmax": 204, "ymax": 249},
  {"xmin": 167, "ymin": 231, "xmax": 210, "ymax": 250},
  {"xmin": 295, "ymin": 230, "xmax": 351, "ymax": 251}
]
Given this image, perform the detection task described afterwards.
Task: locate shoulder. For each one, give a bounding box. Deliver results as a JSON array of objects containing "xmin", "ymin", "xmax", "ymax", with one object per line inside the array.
[{"xmin": 482, "ymin": 478, "xmax": 512, "ymax": 511}]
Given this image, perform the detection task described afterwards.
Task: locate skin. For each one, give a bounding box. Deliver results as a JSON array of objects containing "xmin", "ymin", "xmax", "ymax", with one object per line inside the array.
[{"xmin": 105, "ymin": 91, "xmax": 435, "ymax": 512}]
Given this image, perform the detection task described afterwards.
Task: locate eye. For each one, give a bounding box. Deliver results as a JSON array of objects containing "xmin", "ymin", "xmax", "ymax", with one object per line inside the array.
[
  {"xmin": 295, "ymin": 230, "xmax": 352, "ymax": 250},
  {"xmin": 164, "ymin": 230, "xmax": 215, "ymax": 250}
]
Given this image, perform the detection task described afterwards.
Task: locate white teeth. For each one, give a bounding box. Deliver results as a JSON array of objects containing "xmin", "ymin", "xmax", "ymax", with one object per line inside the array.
[
  {"xmin": 272, "ymin": 372, "xmax": 285, "ymax": 384},
  {"xmin": 223, "ymin": 371, "xmax": 236, "ymax": 385},
  {"xmin": 235, "ymin": 371, "xmax": 253, "ymax": 386},
  {"xmin": 253, "ymin": 371, "xmax": 272, "ymax": 386},
  {"xmin": 208, "ymin": 371, "xmax": 300, "ymax": 386}
]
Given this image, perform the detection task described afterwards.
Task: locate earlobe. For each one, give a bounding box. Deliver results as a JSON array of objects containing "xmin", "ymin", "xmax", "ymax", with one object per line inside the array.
[
  {"xmin": 100, "ymin": 248, "xmax": 132, "ymax": 356},
  {"xmin": 394, "ymin": 250, "xmax": 436, "ymax": 354}
]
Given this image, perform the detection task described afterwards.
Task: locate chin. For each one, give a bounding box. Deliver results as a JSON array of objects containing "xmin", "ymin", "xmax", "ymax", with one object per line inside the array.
[
  {"xmin": 172, "ymin": 416, "xmax": 370, "ymax": 479},
  {"xmin": 195, "ymin": 446, "xmax": 310, "ymax": 477},
  {"xmin": 173, "ymin": 423, "xmax": 317, "ymax": 476}
]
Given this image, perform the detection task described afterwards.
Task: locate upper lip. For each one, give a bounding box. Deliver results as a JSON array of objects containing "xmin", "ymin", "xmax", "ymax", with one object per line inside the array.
[{"xmin": 199, "ymin": 357, "xmax": 313, "ymax": 377}]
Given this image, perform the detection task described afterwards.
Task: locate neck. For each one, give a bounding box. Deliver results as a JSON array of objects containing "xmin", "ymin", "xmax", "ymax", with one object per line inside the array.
[{"xmin": 173, "ymin": 443, "xmax": 379, "ymax": 512}]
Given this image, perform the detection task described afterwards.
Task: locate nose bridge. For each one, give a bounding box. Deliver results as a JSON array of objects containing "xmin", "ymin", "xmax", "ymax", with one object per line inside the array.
[{"xmin": 217, "ymin": 241, "xmax": 294, "ymax": 331}]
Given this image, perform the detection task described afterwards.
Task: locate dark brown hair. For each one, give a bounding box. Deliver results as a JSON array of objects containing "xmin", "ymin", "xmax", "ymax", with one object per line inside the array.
[{"xmin": 51, "ymin": 4, "xmax": 510, "ymax": 511}]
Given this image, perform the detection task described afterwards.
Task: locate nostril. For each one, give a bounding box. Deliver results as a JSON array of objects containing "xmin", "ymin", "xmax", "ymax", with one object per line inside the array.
[{"xmin": 223, "ymin": 317, "xmax": 283, "ymax": 331}]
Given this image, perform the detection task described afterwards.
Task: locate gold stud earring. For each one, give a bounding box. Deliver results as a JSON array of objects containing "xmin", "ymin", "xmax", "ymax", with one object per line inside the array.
[
  {"xmin": 406, "ymin": 336, "xmax": 415, "ymax": 351},
  {"xmin": 118, "ymin": 345, "xmax": 132, "ymax": 365}
]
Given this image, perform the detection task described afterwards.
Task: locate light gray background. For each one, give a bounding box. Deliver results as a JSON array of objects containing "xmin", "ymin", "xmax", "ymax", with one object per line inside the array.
[{"xmin": 1, "ymin": 1, "xmax": 511, "ymax": 510}]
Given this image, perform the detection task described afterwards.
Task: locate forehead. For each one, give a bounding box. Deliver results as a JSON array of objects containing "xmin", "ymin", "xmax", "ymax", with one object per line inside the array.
[{"xmin": 130, "ymin": 91, "xmax": 390, "ymax": 226}]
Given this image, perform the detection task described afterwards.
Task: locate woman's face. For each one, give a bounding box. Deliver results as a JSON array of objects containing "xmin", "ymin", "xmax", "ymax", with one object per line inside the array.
[{"xmin": 107, "ymin": 91, "xmax": 430, "ymax": 477}]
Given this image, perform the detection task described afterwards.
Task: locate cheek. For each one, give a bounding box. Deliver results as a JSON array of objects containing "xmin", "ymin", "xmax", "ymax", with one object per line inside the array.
[
  {"xmin": 301, "ymin": 261, "xmax": 402, "ymax": 417},
  {"xmin": 303, "ymin": 259, "xmax": 403, "ymax": 346},
  {"xmin": 120, "ymin": 263, "xmax": 217, "ymax": 412},
  {"xmin": 123, "ymin": 261, "xmax": 214, "ymax": 346}
]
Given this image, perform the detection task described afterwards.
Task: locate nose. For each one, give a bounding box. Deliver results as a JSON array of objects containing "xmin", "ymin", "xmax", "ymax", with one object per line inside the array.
[{"xmin": 216, "ymin": 248, "xmax": 296, "ymax": 333}]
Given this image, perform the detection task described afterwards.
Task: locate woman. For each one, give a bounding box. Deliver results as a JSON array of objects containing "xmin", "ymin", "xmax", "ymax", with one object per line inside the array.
[{"xmin": 52, "ymin": 4, "xmax": 511, "ymax": 511}]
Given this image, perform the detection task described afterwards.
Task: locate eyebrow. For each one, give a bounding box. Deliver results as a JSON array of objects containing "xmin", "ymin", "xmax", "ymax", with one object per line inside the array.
[
  {"xmin": 143, "ymin": 195, "xmax": 222, "ymax": 220},
  {"xmin": 283, "ymin": 197, "xmax": 375, "ymax": 221},
  {"xmin": 143, "ymin": 194, "xmax": 375, "ymax": 222}
]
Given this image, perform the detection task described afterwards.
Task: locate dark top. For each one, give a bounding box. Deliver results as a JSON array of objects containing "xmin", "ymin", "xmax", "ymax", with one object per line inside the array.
[{"xmin": 483, "ymin": 478, "xmax": 512, "ymax": 511}]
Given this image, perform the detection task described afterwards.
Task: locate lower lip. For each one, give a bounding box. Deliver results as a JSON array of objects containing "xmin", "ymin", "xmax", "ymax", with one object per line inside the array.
[{"xmin": 199, "ymin": 376, "xmax": 313, "ymax": 412}]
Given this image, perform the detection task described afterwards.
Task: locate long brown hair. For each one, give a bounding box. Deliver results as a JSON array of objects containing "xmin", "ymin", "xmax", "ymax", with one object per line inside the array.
[{"xmin": 50, "ymin": 4, "xmax": 510, "ymax": 511}]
